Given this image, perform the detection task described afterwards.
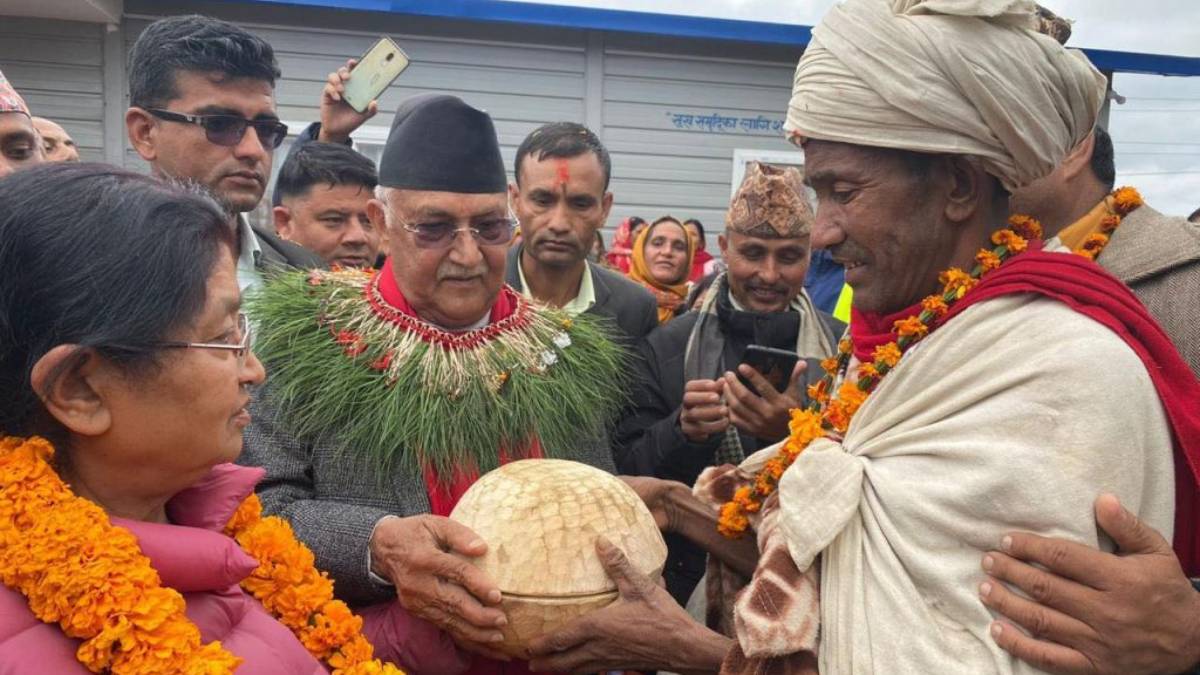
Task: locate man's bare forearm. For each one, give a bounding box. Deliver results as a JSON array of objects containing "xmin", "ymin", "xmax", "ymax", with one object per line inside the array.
[
  {"xmin": 665, "ymin": 483, "xmax": 759, "ymax": 577},
  {"xmin": 666, "ymin": 620, "xmax": 735, "ymax": 674}
]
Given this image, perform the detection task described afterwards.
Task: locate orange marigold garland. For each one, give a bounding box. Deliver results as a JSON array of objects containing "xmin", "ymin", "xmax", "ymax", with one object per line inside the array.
[
  {"xmin": 719, "ymin": 214, "xmax": 1044, "ymax": 538},
  {"xmin": 1073, "ymin": 186, "xmax": 1143, "ymax": 261},
  {"xmin": 0, "ymin": 436, "xmax": 405, "ymax": 675},
  {"xmin": 0, "ymin": 436, "xmax": 242, "ymax": 674},
  {"xmin": 224, "ymin": 495, "xmax": 405, "ymax": 675},
  {"xmin": 717, "ymin": 200, "xmax": 1140, "ymax": 538}
]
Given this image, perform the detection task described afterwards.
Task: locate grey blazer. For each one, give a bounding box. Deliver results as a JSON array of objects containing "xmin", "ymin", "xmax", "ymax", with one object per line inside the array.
[
  {"xmin": 241, "ymin": 376, "xmax": 617, "ymax": 607},
  {"xmin": 505, "ymin": 244, "xmax": 659, "ymax": 345},
  {"xmin": 1099, "ymin": 204, "xmax": 1200, "ymax": 377}
]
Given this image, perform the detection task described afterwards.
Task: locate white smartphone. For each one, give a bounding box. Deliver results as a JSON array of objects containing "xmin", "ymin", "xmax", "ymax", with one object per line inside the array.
[{"xmin": 342, "ymin": 37, "xmax": 410, "ymax": 114}]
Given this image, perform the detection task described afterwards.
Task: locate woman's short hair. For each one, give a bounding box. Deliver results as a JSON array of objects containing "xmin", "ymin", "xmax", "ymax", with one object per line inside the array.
[{"xmin": 0, "ymin": 162, "xmax": 235, "ymax": 435}]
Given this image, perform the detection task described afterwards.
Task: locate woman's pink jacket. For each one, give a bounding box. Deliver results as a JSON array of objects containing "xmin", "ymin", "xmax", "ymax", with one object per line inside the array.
[{"xmin": 0, "ymin": 463, "xmax": 468, "ymax": 674}]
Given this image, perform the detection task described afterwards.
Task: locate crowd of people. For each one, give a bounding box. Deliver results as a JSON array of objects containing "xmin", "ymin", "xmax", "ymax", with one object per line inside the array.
[{"xmin": 1, "ymin": 1, "xmax": 1200, "ymax": 674}]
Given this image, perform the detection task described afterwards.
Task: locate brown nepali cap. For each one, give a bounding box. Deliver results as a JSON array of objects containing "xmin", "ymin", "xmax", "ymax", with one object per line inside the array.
[{"xmin": 725, "ymin": 161, "xmax": 811, "ymax": 238}]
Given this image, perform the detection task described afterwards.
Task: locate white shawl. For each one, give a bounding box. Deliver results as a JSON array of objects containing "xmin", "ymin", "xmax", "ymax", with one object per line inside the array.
[{"xmin": 777, "ymin": 294, "xmax": 1175, "ymax": 673}]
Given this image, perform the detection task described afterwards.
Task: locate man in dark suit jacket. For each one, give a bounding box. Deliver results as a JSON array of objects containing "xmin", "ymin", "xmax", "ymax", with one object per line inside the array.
[
  {"xmin": 507, "ymin": 122, "xmax": 658, "ymax": 344},
  {"xmin": 506, "ymin": 243, "xmax": 656, "ymax": 344},
  {"xmin": 124, "ymin": 16, "xmax": 323, "ymax": 291}
]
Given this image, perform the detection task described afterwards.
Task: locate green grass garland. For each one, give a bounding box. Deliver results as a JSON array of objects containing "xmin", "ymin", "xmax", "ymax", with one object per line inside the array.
[{"xmin": 247, "ymin": 269, "xmax": 629, "ymax": 482}]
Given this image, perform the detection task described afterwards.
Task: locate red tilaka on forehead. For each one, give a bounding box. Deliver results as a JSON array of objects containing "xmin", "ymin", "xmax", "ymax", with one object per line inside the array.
[{"xmin": 555, "ymin": 158, "xmax": 570, "ymax": 186}]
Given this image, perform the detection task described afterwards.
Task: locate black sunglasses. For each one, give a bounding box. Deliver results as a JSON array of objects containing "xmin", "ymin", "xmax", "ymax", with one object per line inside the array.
[{"xmin": 148, "ymin": 109, "xmax": 289, "ymax": 149}]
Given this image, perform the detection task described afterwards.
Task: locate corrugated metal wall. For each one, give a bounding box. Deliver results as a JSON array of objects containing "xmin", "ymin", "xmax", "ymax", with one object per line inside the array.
[
  {"xmin": 0, "ymin": 16, "xmax": 107, "ymax": 162},
  {"xmin": 601, "ymin": 32, "xmax": 800, "ymax": 233},
  {"xmin": 4, "ymin": 1, "xmax": 802, "ymax": 241}
]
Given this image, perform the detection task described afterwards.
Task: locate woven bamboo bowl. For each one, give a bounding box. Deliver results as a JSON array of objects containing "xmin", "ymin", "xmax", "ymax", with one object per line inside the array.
[{"xmin": 449, "ymin": 459, "xmax": 668, "ymax": 656}]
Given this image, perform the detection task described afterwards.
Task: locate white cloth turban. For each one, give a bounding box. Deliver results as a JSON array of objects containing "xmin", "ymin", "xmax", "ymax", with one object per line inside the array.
[{"xmin": 784, "ymin": 0, "xmax": 1108, "ymax": 191}]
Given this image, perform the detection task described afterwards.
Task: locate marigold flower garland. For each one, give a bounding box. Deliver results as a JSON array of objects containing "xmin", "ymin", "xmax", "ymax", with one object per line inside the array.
[
  {"xmin": 718, "ymin": 190, "xmax": 1142, "ymax": 538},
  {"xmin": 0, "ymin": 436, "xmax": 242, "ymax": 673},
  {"xmin": 224, "ymin": 495, "xmax": 405, "ymax": 675},
  {"xmin": 718, "ymin": 214, "xmax": 1047, "ymax": 538},
  {"xmin": 0, "ymin": 436, "xmax": 404, "ymax": 674},
  {"xmin": 1073, "ymin": 186, "xmax": 1142, "ymax": 260}
]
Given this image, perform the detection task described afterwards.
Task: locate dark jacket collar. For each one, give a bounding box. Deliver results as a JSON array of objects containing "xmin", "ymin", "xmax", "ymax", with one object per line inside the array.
[
  {"xmin": 714, "ymin": 278, "xmax": 801, "ymax": 350},
  {"xmin": 505, "ymin": 243, "xmax": 610, "ymax": 308}
]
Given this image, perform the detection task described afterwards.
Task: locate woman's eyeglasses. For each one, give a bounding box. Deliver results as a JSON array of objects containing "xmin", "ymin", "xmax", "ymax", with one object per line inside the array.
[
  {"xmin": 148, "ymin": 109, "xmax": 289, "ymax": 149},
  {"xmin": 155, "ymin": 313, "xmax": 253, "ymax": 366},
  {"xmin": 401, "ymin": 217, "xmax": 518, "ymax": 250}
]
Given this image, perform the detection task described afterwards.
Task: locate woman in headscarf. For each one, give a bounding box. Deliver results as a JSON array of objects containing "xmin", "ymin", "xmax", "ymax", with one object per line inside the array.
[
  {"xmin": 628, "ymin": 215, "xmax": 696, "ymax": 324},
  {"xmin": 683, "ymin": 218, "xmax": 718, "ymax": 283},
  {"xmin": 605, "ymin": 216, "xmax": 644, "ymax": 273},
  {"xmin": 0, "ymin": 163, "xmax": 465, "ymax": 675}
]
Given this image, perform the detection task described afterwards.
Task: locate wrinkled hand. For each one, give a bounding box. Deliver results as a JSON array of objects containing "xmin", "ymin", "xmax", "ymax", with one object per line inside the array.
[
  {"xmin": 527, "ymin": 538, "xmax": 729, "ymax": 674},
  {"xmin": 722, "ymin": 361, "xmax": 806, "ymax": 442},
  {"xmin": 620, "ymin": 475, "xmax": 686, "ymax": 532},
  {"xmin": 980, "ymin": 494, "xmax": 1200, "ymax": 674},
  {"xmin": 680, "ymin": 378, "xmax": 729, "ymax": 443},
  {"xmin": 318, "ymin": 58, "xmax": 379, "ymax": 143},
  {"xmin": 369, "ymin": 514, "xmax": 509, "ymax": 656}
]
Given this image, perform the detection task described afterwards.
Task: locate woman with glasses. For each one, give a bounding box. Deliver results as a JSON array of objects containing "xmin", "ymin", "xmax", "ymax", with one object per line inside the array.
[
  {"xmin": 0, "ymin": 163, "xmax": 465, "ymax": 674},
  {"xmin": 628, "ymin": 216, "xmax": 697, "ymax": 324}
]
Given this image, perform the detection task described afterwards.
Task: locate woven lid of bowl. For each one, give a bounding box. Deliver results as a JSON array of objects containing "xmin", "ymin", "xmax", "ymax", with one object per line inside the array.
[{"xmin": 449, "ymin": 459, "xmax": 668, "ymax": 597}]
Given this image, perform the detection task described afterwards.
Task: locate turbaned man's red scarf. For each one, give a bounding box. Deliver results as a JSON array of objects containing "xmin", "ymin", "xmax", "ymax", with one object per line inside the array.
[{"xmin": 852, "ymin": 249, "xmax": 1200, "ymax": 575}]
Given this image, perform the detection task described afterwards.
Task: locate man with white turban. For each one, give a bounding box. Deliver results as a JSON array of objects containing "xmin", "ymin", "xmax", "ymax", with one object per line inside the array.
[{"xmin": 524, "ymin": 1, "xmax": 1200, "ymax": 674}]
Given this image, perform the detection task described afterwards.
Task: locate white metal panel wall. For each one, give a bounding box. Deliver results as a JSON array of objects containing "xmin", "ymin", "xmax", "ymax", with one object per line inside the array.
[
  {"xmin": 121, "ymin": 1, "xmax": 804, "ymax": 241},
  {"xmin": 122, "ymin": 1, "xmax": 588, "ymax": 180},
  {"xmin": 602, "ymin": 34, "xmax": 802, "ymax": 240},
  {"xmin": 0, "ymin": 17, "xmax": 107, "ymax": 162}
]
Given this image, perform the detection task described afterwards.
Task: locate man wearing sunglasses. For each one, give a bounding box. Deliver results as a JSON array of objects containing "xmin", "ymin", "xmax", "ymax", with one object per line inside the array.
[
  {"xmin": 242, "ymin": 93, "xmax": 629, "ymax": 674},
  {"xmin": 125, "ymin": 15, "xmax": 321, "ymax": 291}
]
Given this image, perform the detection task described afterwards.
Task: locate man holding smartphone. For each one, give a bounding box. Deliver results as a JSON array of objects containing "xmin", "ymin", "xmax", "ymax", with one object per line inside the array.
[{"xmin": 615, "ymin": 162, "xmax": 843, "ymax": 606}]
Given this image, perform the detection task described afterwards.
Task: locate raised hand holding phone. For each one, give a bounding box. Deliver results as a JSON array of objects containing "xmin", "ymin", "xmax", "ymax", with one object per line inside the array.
[
  {"xmin": 723, "ymin": 351, "xmax": 807, "ymax": 442},
  {"xmin": 319, "ymin": 38, "xmax": 410, "ymax": 143}
]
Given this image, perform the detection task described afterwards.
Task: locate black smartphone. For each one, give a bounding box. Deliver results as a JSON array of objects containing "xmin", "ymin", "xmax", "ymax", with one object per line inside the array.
[{"xmin": 737, "ymin": 345, "xmax": 800, "ymax": 396}]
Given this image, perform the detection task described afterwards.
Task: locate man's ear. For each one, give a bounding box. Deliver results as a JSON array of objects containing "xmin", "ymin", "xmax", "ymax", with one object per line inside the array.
[
  {"xmin": 273, "ymin": 205, "xmax": 293, "ymax": 239},
  {"xmin": 367, "ymin": 198, "xmax": 391, "ymax": 240},
  {"xmin": 29, "ymin": 345, "xmax": 113, "ymax": 438},
  {"xmin": 942, "ymin": 156, "xmax": 990, "ymax": 226},
  {"xmin": 125, "ymin": 107, "xmax": 159, "ymax": 162},
  {"xmin": 600, "ymin": 191, "xmax": 614, "ymax": 222},
  {"xmin": 507, "ymin": 182, "xmax": 521, "ymax": 211},
  {"xmin": 718, "ymin": 233, "xmax": 729, "ymax": 258},
  {"xmin": 1058, "ymin": 132, "xmax": 1096, "ymax": 183}
]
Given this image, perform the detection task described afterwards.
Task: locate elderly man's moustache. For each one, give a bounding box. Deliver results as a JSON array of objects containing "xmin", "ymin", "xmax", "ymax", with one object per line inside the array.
[
  {"xmin": 829, "ymin": 243, "xmax": 869, "ymax": 264},
  {"xmin": 437, "ymin": 265, "xmax": 488, "ymax": 281}
]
